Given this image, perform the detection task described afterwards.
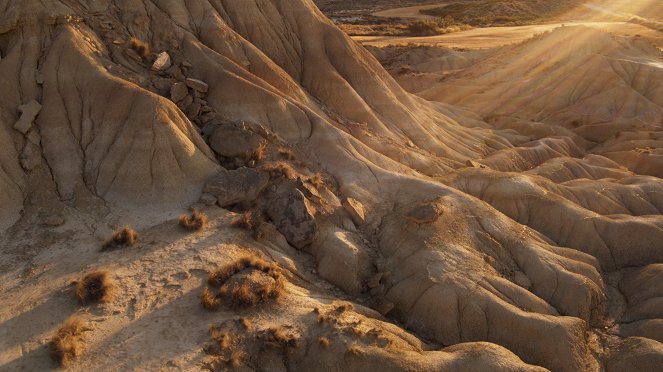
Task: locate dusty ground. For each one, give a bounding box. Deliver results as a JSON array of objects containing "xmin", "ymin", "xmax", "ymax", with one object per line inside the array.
[{"xmin": 1, "ymin": 0, "xmax": 663, "ymax": 371}]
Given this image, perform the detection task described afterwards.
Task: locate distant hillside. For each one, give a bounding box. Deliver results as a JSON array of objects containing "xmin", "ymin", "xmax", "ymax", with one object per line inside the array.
[{"xmin": 421, "ymin": 0, "xmax": 581, "ymax": 26}]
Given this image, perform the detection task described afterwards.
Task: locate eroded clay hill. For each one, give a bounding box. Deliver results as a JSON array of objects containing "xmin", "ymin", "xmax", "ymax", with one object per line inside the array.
[{"xmin": 1, "ymin": 1, "xmax": 662, "ymax": 371}]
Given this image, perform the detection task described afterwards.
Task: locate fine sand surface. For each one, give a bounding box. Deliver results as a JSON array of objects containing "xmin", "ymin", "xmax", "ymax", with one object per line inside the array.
[{"xmin": 355, "ymin": 21, "xmax": 663, "ymax": 49}]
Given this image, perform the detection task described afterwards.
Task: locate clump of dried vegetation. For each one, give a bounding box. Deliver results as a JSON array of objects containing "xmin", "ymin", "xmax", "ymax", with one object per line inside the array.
[
  {"xmin": 128, "ymin": 36, "xmax": 150, "ymax": 59},
  {"xmin": 259, "ymin": 326, "xmax": 299, "ymax": 349},
  {"xmin": 208, "ymin": 326, "xmax": 246, "ymax": 369},
  {"xmin": 308, "ymin": 173, "xmax": 325, "ymax": 189},
  {"xmin": 75, "ymin": 270, "xmax": 114, "ymax": 305},
  {"xmin": 201, "ymin": 254, "xmax": 284, "ymax": 310},
  {"xmin": 318, "ymin": 336, "xmax": 331, "ymax": 348},
  {"xmin": 230, "ymin": 211, "xmax": 259, "ymax": 231},
  {"xmin": 50, "ymin": 316, "xmax": 88, "ymax": 367},
  {"xmin": 277, "ymin": 147, "xmax": 295, "ymax": 160},
  {"xmin": 102, "ymin": 226, "xmax": 137, "ymax": 251},
  {"xmin": 260, "ymin": 161, "xmax": 297, "ymax": 180},
  {"xmin": 179, "ymin": 209, "xmax": 207, "ymax": 231},
  {"xmin": 244, "ymin": 142, "xmax": 267, "ymax": 167}
]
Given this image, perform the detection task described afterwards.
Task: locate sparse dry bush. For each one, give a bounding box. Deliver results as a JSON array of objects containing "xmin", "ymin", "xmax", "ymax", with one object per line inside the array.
[
  {"xmin": 244, "ymin": 142, "xmax": 267, "ymax": 166},
  {"xmin": 76, "ymin": 270, "xmax": 114, "ymax": 305},
  {"xmin": 230, "ymin": 211, "xmax": 260, "ymax": 231},
  {"xmin": 128, "ymin": 36, "xmax": 150, "ymax": 59},
  {"xmin": 179, "ymin": 209, "xmax": 207, "ymax": 231},
  {"xmin": 102, "ymin": 226, "xmax": 137, "ymax": 251},
  {"xmin": 50, "ymin": 317, "xmax": 88, "ymax": 367},
  {"xmin": 278, "ymin": 147, "xmax": 295, "ymax": 160},
  {"xmin": 318, "ymin": 336, "xmax": 331, "ymax": 348},
  {"xmin": 260, "ymin": 326, "xmax": 299, "ymax": 349},
  {"xmin": 260, "ymin": 161, "xmax": 297, "ymax": 180},
  {"xmin": 202, "ymin": 255, "xmax": 284, "ymax": 309},
  {"xmin": 308, "ymin": 173, "xmax": 324, "ymax": 189},
  {"xmin": 407, "ymin": 20, "xmax": 440, "ymax": 36}
]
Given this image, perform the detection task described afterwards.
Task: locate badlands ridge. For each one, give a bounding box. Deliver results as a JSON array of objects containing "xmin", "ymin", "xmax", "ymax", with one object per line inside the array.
[{"xmin": 0, "ymin": 0, "xmax": 662, "ymax": 371}]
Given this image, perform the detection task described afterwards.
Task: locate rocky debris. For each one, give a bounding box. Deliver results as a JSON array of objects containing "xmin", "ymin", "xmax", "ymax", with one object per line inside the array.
[
  {"xmin": 177, "ymin": 94, "xmax": 194, "ymax": 111},
  {"xmin": 170, "ymin": 82, "xmax": 188, "ymax": 103},
  {"xmin": 199, "ymin": 193, "xmax": 217, "ymax": 206},
  {"xmin": 20, "ymin": 143, "xmax": 42, "ymax": 170},
  {"xmin": 203, "ymin": 168, "xmax": 269, "ymax": 207},
  {"xmin": 374, "ymin": 298, "xmax": 395, "ymax": 316},
  {"xmin": 406, "ymin": 201, "xmax": 443, "ymax": 224},
  {"xmin": 342, "ymin": 197, "xmax": 365, "ymax": 225},
  {"xmin": 14, "ymin": 100, "xmax": 42, "ymax": 134},
  {"xmin": 151, "ymin": 52, "xmax": 172, "ymax": 72},
  {"xmin": 367, "ymin": 272, "xmax": 383, "ymax": 289},
  {"xmin": 466, "ymin": 159, "xmax": 487, "ymax": 168},
  {"xmin": 209, "ymin": 124, "xmax": 263, "ymax": 159},
  {"xmin": 44, "ymin": 215, "xmax": 65, "ymax": 227},
  {"xmin": 185, "ymin": 78, "xmax": 209, "ymax": 93},
  {"xmin": 266, "ymin": 189, "xmax": 317, "ymax": 249}
]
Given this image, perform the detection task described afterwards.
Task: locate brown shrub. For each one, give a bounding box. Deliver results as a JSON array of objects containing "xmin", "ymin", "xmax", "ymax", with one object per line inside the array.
[
  {"xmin": 75, "ymin": 270, "xmax": 114, "ymax": 305},
  {"xmin": 50, "ymin": 317, "xmax": 87, "ymax": 367},
  {"xmin": 244, "ymin": 142, "xmax": 267, "ymax": 166},
  {"xmin": 239, "ymin": 317, "xmax": 252, "ymax": 330},
  {"xmin": 308, "ymin": 173, "xmax": 324, "ymax": 189},
  {"xmin": 318, "ymin": 336, "xmax": 331, "ymax": 348},
  {"xmin": 102, "ymin": 226, "xmax": 137, "ymax": 251},
  {"xmin": 261, "ymin": 326, "xmax": 299, "ymax": 349},
  {"xmin": 228, "ymin": 350, "xmax": 246, "ymax": 367},
  {"xmin": 230, "ymin": 211, "xmax": 259, "ymax": 231},
  {"xmin": 179, "ymin": 209, "xmax": 207, "ymax": 231},
  {"xmin": 201, "ymin": 287, "xmax": 221, "ymax": 310},
  {"xmin": 128, "ymin": 36, "xmax": 150, "ymax": 59},
  {"xmin": 259, "ymin": 162, "xmax": 297, "ymax": 180},
  {"xmin": 277, "ymin": 147, "xmax": 295, "ymax": 160},
  {"xmin": 203, "ymin": 255, "xmax": 284, "ymax": 309}
]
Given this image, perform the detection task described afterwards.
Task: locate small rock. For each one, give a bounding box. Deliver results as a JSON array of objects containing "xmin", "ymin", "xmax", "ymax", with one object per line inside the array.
[
  {"xmin": 266, "ymin": 189, "xmax": 317, "ymax": 249},
  {"xmin": 177, "ymin": 95, "xmax": 194, "ymax": 111},
  {"xmin": 26, "ymin": 129, "xmax": 41, "ymax": 146},
  {"xmin": 185, "ymin": 78, "xmax": 209, "ymax": 93},
  {"xmin": 203, "ymin": 167, "xmax": 269, "ymax": 207},
  {"xmin": 342, "ymin": 197, "xmax": 365, "ymax": 226},
  {"xmin": 367, "ymin": 272, "xmax": 383, "ymax": 289},
  {"xmin": 341, "ymin": 218, "xmax": 356, "ymax": 232},
  {"xmin": 181, "ymin": 60, "xmax": 193, "ymax": 68},
  {"xmin": 125, "ymin": 48, "xmax": 142, "ymax": 62},
  {"xmin": 208, "ymin": 125, "xmax": 263, "ymax": 158},
  {"xmin": 35, "ymin": 72, "xmax": 44, "ymax": 85},
  {"xmin": 185, "ymin": 101, "xmax": 202, "ymax": 119},
  {"xmin": 112, "ymin": 39, "xmax": 123, "ymax": 45},
  {"xmin": 14, "ymin": 100, "xmax": 42, "ymax": 134},
  {"xmin": 465, "ymin": 159, "xmax": 487, "ymax": 169},
  {"xmin": 170, "ymin": 82, "xmax": 188, "ymax": 103},
  {"xmin": 44, "ymin": 215, "xmax": 65, "ymax": 227},
  {"xmin": 406, "ymin": 202, "xmax": 443, "ymax": 224},
  {"xmin": 375, "ymin": 299, "xmax": 394, "ymax": 316},
  {"xmin": 20, "ymin": 143, "xmax": 41, "ymax": 170},
  {"xmin": 165, "ymin": 65, "xmax": 184, "ymax": 80},
  {"xmin": 199, "ymin": 193, "xmax": 217, "ymax": 206}
]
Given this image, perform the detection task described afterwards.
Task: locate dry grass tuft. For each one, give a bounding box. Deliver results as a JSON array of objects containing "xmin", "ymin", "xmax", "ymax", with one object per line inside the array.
[
  {"xmin": 230, "ymin": 211, "xmax": 259, "ymax": 231},
  {"xmin": 179, "ymin": 209, "xmax": 207, "ymax": 231},
  {"xmin": 277, "ymin": 147, "xmax": 295, "ymax": 160},
  {"xmin": 201, "ymin": 287, "xmax": 221, "ymax": 310},
  {"xmin": 75, "ymin": 270, "xmax": 114, "ymax": 305},
  {"xmin": 260, "ymin": 161, "xmax": 297, "ymax": 180},
  {"xmin": 128, "ymin": 36, "xmax": 150, "ymax": 59},
  {"xmin": 50, "ymin": 317, "xmax": 87, "ymax": 367},
  {"xmin": 202, "ymin": 255, "xmax": 284, "ymax": 309},
  {"xmin": 102, "ymin": 226, "xmax": 137, "ymax": 251},
  {"xmin": 318, "ymin": 336, "xmax": 331, "ymax": 348},
  {"xmin": 308, "ymin": 173, "xmax": 325, "ymax": 189},
  {"xmin": 228, "ymin": 350, "xmax": 246, "ymax": 367},
  {"xmin": 239, "ymin": 317, "xmax": 252, "ymax": 330},
  {"xmin": 244, "ymin": 142, "xmax": 267, "ymax": 166},
  {"xmin": 261, "ymin": 326, "xmax": 299, "ymax": 349},
  {"xmin": 347, "ymin": 344, "xmax": 363, "ymax": 356}
]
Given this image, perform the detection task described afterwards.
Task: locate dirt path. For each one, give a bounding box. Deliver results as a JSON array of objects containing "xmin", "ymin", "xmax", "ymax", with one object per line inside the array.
[
  {"xmin": 372, "ymin": 4, "xmax": 446, "ymax": 19},
  {"xmin": 354, "ymin": 21, "xmax": 663, "ymax": 49}
]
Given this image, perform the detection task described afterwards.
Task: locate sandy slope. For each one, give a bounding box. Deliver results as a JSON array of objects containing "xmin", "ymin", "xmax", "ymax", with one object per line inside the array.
[{"xmin": 0, "ymin": 0, "xmax": 663, "ymax": 371}]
